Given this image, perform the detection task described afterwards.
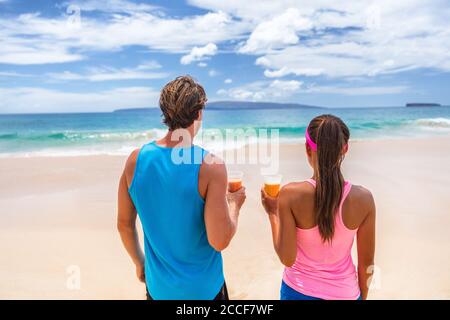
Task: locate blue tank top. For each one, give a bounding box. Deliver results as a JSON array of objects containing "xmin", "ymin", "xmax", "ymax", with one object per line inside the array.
[{"xmin": 128, "ymin": 141, "xmax": 224, "ymax": 300}]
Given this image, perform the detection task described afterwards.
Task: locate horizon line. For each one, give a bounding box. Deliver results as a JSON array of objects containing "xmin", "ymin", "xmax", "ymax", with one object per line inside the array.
[{"xmin": 0, "ymin": 102, "xmax": 448, "ymax": 116}]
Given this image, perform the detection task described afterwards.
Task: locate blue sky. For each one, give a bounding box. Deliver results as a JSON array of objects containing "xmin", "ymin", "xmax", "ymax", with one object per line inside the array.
[{"xmin": 0, "ymin": 0, "xmax": 449, "ymax": 113}]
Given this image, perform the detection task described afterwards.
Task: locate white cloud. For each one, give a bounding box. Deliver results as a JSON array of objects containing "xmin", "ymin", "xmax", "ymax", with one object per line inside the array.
[
  {"xmin": 188, "ymin": 0, "xmax": 307, "ymax": 21},
  {"xmin": 217, "ymin": 79, "xmax": 302, "ymax": 101},
  {"xmin": 0, "ymin": 71, "xmax": 35, "ymax": 77},
  {"xmin": 263, "ymin": 67, "xmax": 293, "ymax": 78},
  {"xmin": 216, "ymin": 88, "xmax": 227, "ymax": 95},
  {"xmin": 0, "ymin": 86, "xmax": 160, "ymax": 113},
  {"xmin": 216, "ymin": 79, "xmax": 406, "ymax": 101},
  {"xmin": 47, "ymin": 61, "xmax": 168, "ymax": 82},
  {"xmin": 255, "ymin": 31, "xmax": 450, "ymax": 78},
  {"xmin": 217, "ymin": 87, "xmax": 260, "ymax": 100},
  {"xmin": 87, "ymin": 70, "xmax": 167, "ymax": 82},
  {"xmin": 224, "ymin": 78, "xmax": 232, "ymax": 84},
  {"xmin": 0, "ymin": 9, "xmax": 248, "ymax": 65},
  {"xmin": 269, "ymin": 79, "xmax": 302, "ymax": 92},
  {"xmin": 62, "ymin": 0, "xmax": 159, "ymax": 14},
  {"xmin": 208, "ymin": 69, "xmax": 219, "ymax": 77},
  {"xmin": 239, "ymin": 8, "xmax": 311, "ymax": 53},
  {"xmin": 180, "ymin": 43, "xmax": 218, "ymax": 65},
  {"xmin": 191, "ymin": 0, "xmax": 450, "ymax": 79},
  {"xmin": 4, "ymin": 0, "xmax": 448, "ymax": 82},
  {"xmin": 197, "ymin": 62, "xmax": 208, "ymax": 67},
  {"xmin": 0, "ymin": 36, "xmax": 84, "ymax": 64},
  {"xmin": 46, "ymin": 71, "xmax": 84, "ymax": 81},
  {"xmin": 135, "ymin": 61, "xmax": 162, "ymax": 70}
]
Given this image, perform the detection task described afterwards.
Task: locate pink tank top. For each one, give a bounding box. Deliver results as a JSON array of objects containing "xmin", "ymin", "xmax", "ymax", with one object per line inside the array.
[{"xmin": 283, "ymin": 179, "xmax": 360, "ymax": 300}]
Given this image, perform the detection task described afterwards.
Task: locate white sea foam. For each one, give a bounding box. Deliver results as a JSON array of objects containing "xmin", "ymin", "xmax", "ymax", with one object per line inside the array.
[
  {"xmin": 412, "ymin": 118, "xmax": 450, "ymax": 129},
  {"xmin": 2, "ymin": 119, "xmax": 450, "ymax": 158}
]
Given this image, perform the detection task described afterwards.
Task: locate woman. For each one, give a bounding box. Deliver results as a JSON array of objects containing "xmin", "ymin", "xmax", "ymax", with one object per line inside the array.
[{"xmin": 261, "ymin": 114, "xmax": 376, "ymax": 300}]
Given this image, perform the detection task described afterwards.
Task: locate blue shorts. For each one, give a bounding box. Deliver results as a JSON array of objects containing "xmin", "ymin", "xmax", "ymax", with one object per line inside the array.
[{"xmin": 280, "ymin": 280, "xmax": 362, "ymax": 300}]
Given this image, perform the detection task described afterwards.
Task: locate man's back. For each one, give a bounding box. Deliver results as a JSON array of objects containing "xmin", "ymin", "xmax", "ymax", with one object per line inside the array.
[
  {"xmin": 127, "ymin": 141, "xmax": 224, "ymax": 299},
  {"xmin": 117, "ymin": 76, "xmax": 245, "ymax": 300}
]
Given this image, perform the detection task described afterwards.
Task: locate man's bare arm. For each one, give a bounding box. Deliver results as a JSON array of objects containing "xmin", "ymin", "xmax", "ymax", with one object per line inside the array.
[
  {"xmin": 203, "ymin": 155, "xmax": 246, "ymax": 251},
  {"xmin": 117, "ymin": 149, "xmax": 145, "ymax": 282}
]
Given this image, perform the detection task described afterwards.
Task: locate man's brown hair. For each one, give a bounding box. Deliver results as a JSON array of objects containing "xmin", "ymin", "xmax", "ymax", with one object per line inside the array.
[{"xmin": 159, "ymin": 75, "xmax": 207, "ymax": 130}]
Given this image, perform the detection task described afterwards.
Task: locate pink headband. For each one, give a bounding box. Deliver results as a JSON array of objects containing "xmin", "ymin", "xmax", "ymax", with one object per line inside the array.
[
  {"xmin": 305, "ymin": 125, "xmax": 349, "ymax": 153},
  {"xmin": 305, "ymin": 126, "xmax": 317, "ymax": 151}
]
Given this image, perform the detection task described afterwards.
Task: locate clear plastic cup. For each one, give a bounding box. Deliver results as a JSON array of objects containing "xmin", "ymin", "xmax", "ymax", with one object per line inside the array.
[
  {"xmin": 263, "ymin": 174, "xmax": 282, "ymax": 197},
  {"xmin": 228, "ymin": 170, "xmax": 243, "ymax": 192}
]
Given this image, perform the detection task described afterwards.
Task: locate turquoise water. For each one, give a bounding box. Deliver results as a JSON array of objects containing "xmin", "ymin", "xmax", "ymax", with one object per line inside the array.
[{"xmin": 0, "ymin": 106, "xmax": 450, "ymax": 156}]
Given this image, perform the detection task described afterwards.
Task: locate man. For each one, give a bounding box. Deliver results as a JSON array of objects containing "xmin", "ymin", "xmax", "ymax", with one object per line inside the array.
[{"xmin": 117, "ymin": 75, "xmax": 246, "ymax": 300}]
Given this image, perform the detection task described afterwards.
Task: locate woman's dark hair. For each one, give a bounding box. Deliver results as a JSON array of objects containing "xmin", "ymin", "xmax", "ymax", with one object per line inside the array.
[{"xmin": 307, "ymin": 114, "xmax": 350, "ymax": 242}]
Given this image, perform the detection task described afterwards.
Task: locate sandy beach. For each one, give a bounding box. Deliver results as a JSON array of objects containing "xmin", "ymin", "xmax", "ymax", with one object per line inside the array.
[{"xmin": 0, "ymin": 137, "xmax": 449, "ymax": 299}]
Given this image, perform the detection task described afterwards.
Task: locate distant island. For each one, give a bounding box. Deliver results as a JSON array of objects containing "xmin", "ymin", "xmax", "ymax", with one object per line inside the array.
[
  {"xmin": 206, "ymin": 101, "xmax": 322, "ymax": 110},
  {"xmin": 114, "ymin": 101, "xmax": 322, "ymax": 113},
  {"xmin": 406, "ymin": 103, "xmax": 441, "ymax": 107}
]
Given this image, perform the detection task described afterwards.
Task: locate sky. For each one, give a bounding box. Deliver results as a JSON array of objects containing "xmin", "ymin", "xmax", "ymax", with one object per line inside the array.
[{"xmin": 0, "ymin": 0, "xmax": 449, "ymax": 113}]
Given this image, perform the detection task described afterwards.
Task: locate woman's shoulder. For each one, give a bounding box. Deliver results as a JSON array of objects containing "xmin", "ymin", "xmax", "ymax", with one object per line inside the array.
[
  {"xmin": 347, "ymin": 184, "xmax": 376, "ymax": 219},
  {"xmin": 349, "ymin": 184, "xmax": 374, "ymax": 204},
  {"xmin": 280, "ymin": 181, "xmax": 315, "ymax": 201}
]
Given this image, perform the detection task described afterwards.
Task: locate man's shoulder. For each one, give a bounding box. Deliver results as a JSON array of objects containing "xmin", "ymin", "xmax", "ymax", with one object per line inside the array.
[
  {"xmin": 126, "ymin": 148, "xmax": 140, "ymax": 167},
  {"xmin": 124, "ymin": 148, "xmax": 141, "ymax": 185},
  {"xmin": 200, "ymin": 152, "xmax": 226, "ymax": 180}
]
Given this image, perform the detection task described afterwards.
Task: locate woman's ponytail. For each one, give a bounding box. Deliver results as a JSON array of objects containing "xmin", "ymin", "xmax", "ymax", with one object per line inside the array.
[{"xmin": 307, "ymin": 115, "xmax": 349, "ymax": 242}]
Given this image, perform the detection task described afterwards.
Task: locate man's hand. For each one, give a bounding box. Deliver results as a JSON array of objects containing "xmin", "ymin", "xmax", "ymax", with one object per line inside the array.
[
  {"xmin": 261, "ymin": 188, "xmax": 278, "ymax": 216},
  {"xmin": 226, "ymin": 187, "xmax": 246, "ymax": 211},
  {"xmin": 135, "ymin": 260, "xmax": 145, "ymax": 283}
]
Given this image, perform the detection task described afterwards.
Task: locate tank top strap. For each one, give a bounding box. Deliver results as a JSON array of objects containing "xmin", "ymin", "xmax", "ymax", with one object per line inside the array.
[
  {"xmin": 305, "ymin": 178, "xmax": 316, "ymax": 187},
  {"xmin": 339, "ymin": 181, "xmax": 352, "ymax": 207},
  {"xmin": 337, "ymin": 181, "xmax": 352, "ymax": 227}
]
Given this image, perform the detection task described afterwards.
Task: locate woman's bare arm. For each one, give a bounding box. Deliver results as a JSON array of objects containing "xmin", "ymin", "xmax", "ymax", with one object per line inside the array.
[
  {"xmin": 356, "ymin": 189, "xmax": 376, "ymax": 300},
  {"xmin": 262, "ymin": 185, "xmax": 297, "ymax": 267}
]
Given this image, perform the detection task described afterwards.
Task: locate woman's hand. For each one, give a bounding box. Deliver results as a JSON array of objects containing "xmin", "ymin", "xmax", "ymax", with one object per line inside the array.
[{"xmin": 261, "ymin": 188, "xmax": 279, "ymax": 216}]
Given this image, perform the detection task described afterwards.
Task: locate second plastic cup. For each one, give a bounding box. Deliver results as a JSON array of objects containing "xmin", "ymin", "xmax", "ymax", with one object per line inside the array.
[
  {"xmin": 263, "ymin": 174, "xmax": 282, "ymax": 197},
  {"xmin": 228, "ymin": 170, "xmax": 243, "ymax": 192}
]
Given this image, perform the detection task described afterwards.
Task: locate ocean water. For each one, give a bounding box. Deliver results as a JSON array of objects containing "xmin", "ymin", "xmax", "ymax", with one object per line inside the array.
[{"xmin": 0, "ymin": 106, "xmax": 450, "ymax": 156}]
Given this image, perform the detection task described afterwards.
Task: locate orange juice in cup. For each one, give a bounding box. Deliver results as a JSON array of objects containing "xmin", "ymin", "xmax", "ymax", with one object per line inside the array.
[
  {"xmin": 263, "ymin": 174, "xmax": 282, "ymax": 197},
  {"xmin": 228, "ymin": 171, "xmax": 243, "ymax": 192}
]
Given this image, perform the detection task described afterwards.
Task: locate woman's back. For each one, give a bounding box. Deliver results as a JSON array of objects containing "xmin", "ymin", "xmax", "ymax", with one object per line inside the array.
[
  {"xmin": 282, "ymin": 179, "xmax": 372, "ymax": 300},
  {"xmin": 261, "ymin": 114, "xmax": 376, "ymax": 300}
]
